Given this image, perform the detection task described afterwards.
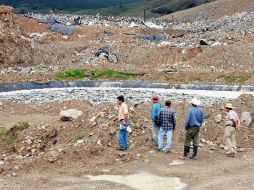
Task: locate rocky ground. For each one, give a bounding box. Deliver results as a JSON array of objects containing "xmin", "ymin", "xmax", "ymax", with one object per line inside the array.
[
  {"xmin": 0, "ymin": 94, "xmax": 254, "ymax": 189},
  {"xmin": 0, "ymin": 3, "xmax": 254, "ymax": 84},
  {"xmin": 0, "ymin": 1, "xmax": 254, "ymax": 189}
]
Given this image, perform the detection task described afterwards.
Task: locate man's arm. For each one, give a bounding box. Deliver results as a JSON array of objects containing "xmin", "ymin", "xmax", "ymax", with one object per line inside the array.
[
  {"xmin": 200, "ymin": 110, "xmax": 205, "ymax": 125},
  {"xmin": 151, "ymin": 105, "xmax": 156, "ymax": 122},
  {"xmin": 172, "ymin": 111, "xmax": 176, "ymax": 131},
  {"xmin": 185, "ymin": 109, "xmax": 190, "ymax": 129},
  {"xmin": 123, "ymin": 105, "xmax": 129, "ymax": 126}
]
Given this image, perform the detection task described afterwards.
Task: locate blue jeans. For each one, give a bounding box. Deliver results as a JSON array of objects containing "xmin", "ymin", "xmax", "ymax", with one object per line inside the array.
[
  {"xmin": 118, "ymin": 121, "xmax": 128, "ymax": 149},
  {"xmin": 158, "ymin": 128, "xmax": 173, "ymax": 152},
  {"xmin": 152, "ymin": 122, "xmax": 160, "ymax": 145}
]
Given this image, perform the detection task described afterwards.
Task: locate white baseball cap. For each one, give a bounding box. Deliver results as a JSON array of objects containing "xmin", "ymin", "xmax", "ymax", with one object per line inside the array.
[{"xmin": 191, "ymin": 98, "xmax": 201, "ymax": 106}]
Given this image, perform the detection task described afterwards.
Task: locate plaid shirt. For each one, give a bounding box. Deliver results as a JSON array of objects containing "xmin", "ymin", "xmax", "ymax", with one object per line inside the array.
[{"xmin": 159, "ymin": 107, "xmax": 176, "ymax": 131}]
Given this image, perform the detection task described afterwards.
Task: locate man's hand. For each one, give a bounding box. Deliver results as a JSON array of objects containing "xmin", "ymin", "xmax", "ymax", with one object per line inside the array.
[{"xmin": 113, "ymin": 117, "xmax": 118, "ymax": 123}]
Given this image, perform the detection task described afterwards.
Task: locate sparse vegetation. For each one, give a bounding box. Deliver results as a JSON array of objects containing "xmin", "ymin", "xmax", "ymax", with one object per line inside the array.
[
  {"xmin": 74, "ymin": 133, "xmax": 85, "ymax": 142},
  {"xmin": 217, "ymin": 75, "xmax": 250, "ymax": 83},
  {"xmin": 16, "ymin": 121, "xmax": 30, "ymax": 131},
  {"xmin": 0, "ymin": 126, "xmax": 7, "ymax": 136}
]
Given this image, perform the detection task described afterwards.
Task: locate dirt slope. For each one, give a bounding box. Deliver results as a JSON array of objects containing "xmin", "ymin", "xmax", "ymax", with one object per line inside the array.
[
  {"xmin": 0, "ymin": 6, "xmax": 36, "ymax": 67},
  {"xmin": 160, "ymin": 0, "xmax": 254, "ymax": 22}
]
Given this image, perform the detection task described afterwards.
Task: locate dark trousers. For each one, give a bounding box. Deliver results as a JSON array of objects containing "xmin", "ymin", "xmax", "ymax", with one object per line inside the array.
[{"xmin": 185, "ymin": 127, "xmax": 200, "ymax": 146}]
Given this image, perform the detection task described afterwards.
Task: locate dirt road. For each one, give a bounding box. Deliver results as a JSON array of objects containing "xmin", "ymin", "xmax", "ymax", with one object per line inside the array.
[{"xmin": 1, "ymin": 150, "xmax": 254, "ymax": 190}]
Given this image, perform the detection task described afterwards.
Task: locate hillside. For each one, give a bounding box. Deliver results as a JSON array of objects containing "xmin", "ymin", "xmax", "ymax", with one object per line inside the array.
[
  {"xmin": 160, "ymin": 0, "xmax": 254, "ymax": 21},
  {"xmin": 0, "ymin": 0, "xmax": 144, "ymax": 13},
  {"xmin": 117, "ymin": 0, "xmax": 215, "ymax": 18},
  {"xmin": 0, "ymin": 0, "xmax": 215, "ymax": 17}
]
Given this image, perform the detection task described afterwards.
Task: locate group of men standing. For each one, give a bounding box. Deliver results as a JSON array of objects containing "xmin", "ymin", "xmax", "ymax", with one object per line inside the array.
[
  {"xmin": 114, "ymin": 95, "xmax": 240, "ymax": 159},
  {"xmin": 151, "ymin": 96, "xmax": 204, "ymax": 159}
]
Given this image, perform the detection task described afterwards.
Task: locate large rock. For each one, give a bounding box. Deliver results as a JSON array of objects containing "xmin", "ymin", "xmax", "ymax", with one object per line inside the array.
[
  {"xmin": 60, "ymin": 109, "xmax": 83, "ymax": 121},
  {"xmin": 214, "ymin": 114, "xmax": 222, "ymax": 123},
  {"xmin": 241, "ymin": 112, "xmax": 252, "ymax": 127}
]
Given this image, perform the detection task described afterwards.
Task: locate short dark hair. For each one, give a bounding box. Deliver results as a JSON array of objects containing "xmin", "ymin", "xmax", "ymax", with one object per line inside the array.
[
  {"xmin": 117, "ymin": 95, "xmax": 124, "ymax": 102},
  {"xmin": 165, "ymin": 100, "xmax": 171, "ymax": 107}
]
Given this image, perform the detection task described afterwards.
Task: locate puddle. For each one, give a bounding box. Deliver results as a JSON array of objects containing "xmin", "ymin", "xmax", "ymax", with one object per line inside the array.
[
  {"xmin": 86, "ymin": 172, "xmax": 187, "ymax": 190},
  {"xmin": 170, "ymin": 160, "xmax": 185, "ymax": 166}
]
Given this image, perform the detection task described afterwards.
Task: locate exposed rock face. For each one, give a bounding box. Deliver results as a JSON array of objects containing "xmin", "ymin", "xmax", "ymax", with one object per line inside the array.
[{"xmin": 0, "ymin": 6, "xmax": 35, "ymax": 67}]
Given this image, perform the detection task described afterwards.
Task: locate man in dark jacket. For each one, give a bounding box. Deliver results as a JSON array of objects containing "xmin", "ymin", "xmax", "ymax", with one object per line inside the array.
[
  {"xmin": 158, "ymin": 100, "xmax": 176, "ymax": 154},
  {"xmin": 184, "ymin": 98, "xmax": 204, "ymax": 160}
]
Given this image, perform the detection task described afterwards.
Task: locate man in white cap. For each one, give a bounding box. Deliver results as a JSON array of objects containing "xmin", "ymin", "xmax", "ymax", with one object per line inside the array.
[
  {"xmin": 224, "ymin": 103, "xmax": 240, "ymax": 156},
  {"xmin": 183, "ymin": 98, "xmax": 204, "ymax": 160}
]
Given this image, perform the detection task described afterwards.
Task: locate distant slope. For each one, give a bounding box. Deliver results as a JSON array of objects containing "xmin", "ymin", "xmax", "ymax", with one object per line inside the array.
[
  {"xmin": 0, "ymin": 0, "xmax": 144, "ymax": 13},
  {"xmin": 0, "ymin": 0, "xmax": 218, "ymax": 18},
  {"xmin": 116, "ymin": 0, "xmax": 215, "ymax": 18},
  {"xmin": 159, "ymin": 0, "xmax": 254, "ymax": 21}
]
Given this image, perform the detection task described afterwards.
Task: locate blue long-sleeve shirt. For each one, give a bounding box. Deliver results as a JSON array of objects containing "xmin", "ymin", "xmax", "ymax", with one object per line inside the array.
[
  {"xmin": 185, "ymin": 106, "xmax": 204, "ymax": 129},
  {"xmin": 151, "ymin": 103, "xmax": 162, "ymax": 122}
]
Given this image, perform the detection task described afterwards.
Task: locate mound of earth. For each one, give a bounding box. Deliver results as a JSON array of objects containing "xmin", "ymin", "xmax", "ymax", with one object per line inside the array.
[
  {"xmin": 0, "ymin": 6, "xmax": 35, "ymax": 67},
  {"xmin": 0, "ymin": 94, "xmax": 253, "ymax": 175}
]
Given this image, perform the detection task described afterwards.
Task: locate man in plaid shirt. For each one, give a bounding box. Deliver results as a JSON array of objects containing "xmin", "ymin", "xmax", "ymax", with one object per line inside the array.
[{"xmin": 158, "ymin": 100, "xmax": 176, "ymax": 154}]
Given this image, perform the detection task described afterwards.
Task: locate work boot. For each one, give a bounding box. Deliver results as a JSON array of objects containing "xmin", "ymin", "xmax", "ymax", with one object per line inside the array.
[
  {"xmin": 190, "ymin": 145, "xmax": 198, "ymax": 160},
  {"xmin": 183, "ymin": 146, "xmax": 190, "ymax": 159}
]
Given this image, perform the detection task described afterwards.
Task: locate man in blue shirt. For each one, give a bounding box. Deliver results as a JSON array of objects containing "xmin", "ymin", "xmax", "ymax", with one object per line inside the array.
[
  {"xmin": 151, "ymin": 96, "xmax": 162, "ymax": 146},
  {"xmin": 184, "ymin": 98, "xmax": 204, "ymax": 159}
]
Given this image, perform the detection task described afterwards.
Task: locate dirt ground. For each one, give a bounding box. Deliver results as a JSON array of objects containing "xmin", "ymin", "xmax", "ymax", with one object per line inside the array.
[
  {"xmin": 0, "ymin": 94, "xmax": 254, "ymax": 189},
  {"xmin": 1, "ymin": 151, "xmax": 254, "ymax": 190}
]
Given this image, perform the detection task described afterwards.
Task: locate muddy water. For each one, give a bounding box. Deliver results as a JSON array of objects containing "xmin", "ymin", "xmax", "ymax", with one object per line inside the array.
[{"xmin": 86, "ymin": 172, "xmax": 187, "ymax": 190}]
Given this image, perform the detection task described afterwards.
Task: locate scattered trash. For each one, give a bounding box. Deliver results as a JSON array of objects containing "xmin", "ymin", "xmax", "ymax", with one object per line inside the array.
[
  {"xmin": 134, "ymin": 34, "xmax": 167, "ymax": 42},
  {"xmin": 200, "ymin": 39, "xmax": 209, "ymax": 46},
  {"xmin": 143, "ymin": 21, "xmax": 163, "ymax": 29},
  {"xmin": 50, "ymin": 23, "xmax": 76, "ymax": 36}
]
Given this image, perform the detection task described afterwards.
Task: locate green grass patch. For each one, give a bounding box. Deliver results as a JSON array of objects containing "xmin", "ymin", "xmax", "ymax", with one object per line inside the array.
[
  {"xmin": 55, "ymin": 69, "xmax": 137, "ymax": 80},
  {"xmin": 217, "ymin": 75, "xmax": 250, "ymax": 83},
  {"xmin": 90, "ymin": 69, "xmax": 136, "ymax": 80},
  {"xmin": 55, "ymin": 69, "xmax": 88, "ymax": 79}
]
